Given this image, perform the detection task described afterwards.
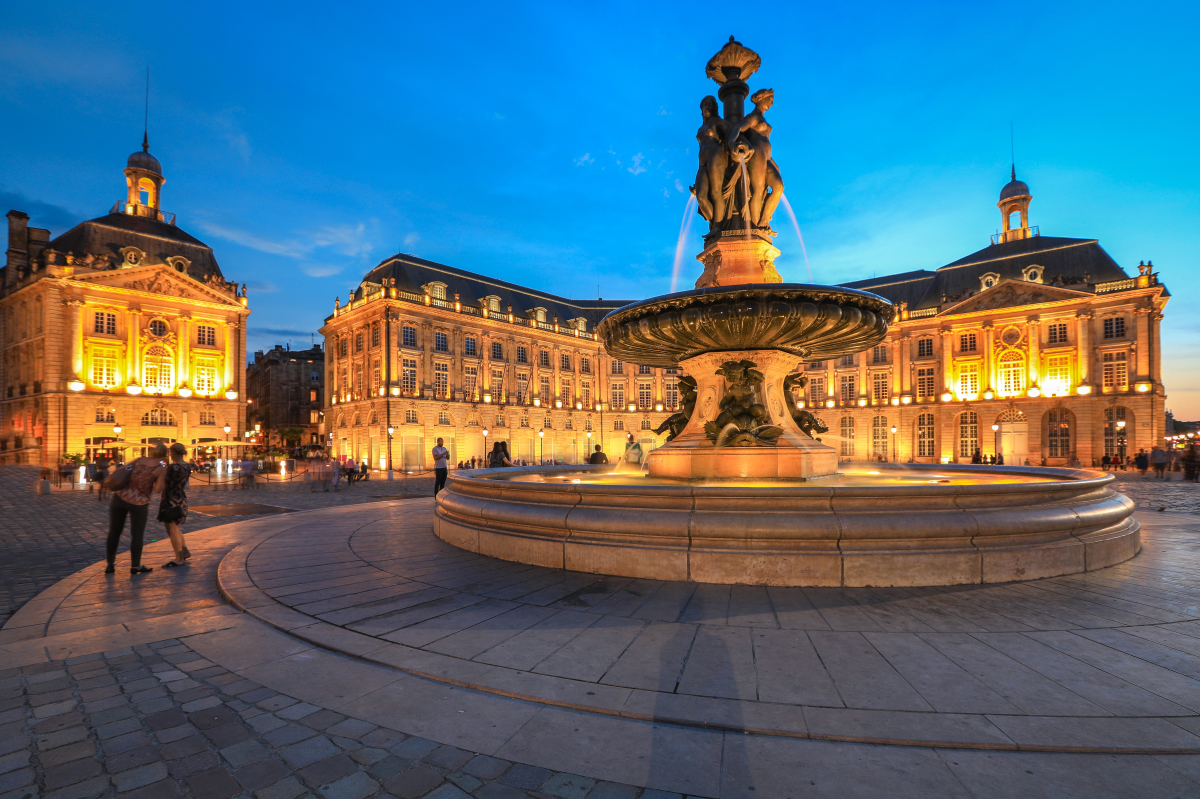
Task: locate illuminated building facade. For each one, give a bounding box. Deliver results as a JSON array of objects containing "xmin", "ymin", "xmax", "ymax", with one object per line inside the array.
[
  {"xmin": 0, "ymin": 139, "xmax": 251, "ymax": 466},
  {"xmin": 246, "ymin": 343, "xmax": 325, "ymax": 447},
  {"xmin": 816, "ymin": 172, "xmax": 1169, "ymax": 466},
  {"xmin": 319, "ymin": 257, "xmax": 677, "ymax": 469}
]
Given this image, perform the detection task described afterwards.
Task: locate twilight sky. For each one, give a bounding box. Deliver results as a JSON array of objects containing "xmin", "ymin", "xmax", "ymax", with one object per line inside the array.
[{"xmin": 2, "ymin": 1, "xmax": 1198, "ymax": 416}]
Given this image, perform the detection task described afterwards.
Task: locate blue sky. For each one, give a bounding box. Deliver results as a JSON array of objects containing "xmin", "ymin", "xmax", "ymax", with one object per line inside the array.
[{"xmin": 2, "ymin": 1, "xmax": 1198, "ymax": 415}]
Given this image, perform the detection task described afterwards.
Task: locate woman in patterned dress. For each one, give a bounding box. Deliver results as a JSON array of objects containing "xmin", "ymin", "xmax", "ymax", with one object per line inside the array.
[{"xmin": 158, "ymin": 443, "xmax": 192, "ymax": 568}]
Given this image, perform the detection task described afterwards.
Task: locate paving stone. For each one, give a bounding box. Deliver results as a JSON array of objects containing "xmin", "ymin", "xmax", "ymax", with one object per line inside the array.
[
  {"xmin": 279, "ymin": 737, "xmax": 340, "ymax": 769},
  {"xmin": 384, "ymin": 766, "xmax": 444, "ymax": 799},
  {"xmin": 96, "ymin": 718, "xmax": 142, "ymax": 740},
  {"xmin": 297, "ymin": 710, "xmax": 345, "ymax": 730},
  {"xmin": 0, "ymin": 774, "xmax": 33, "ymax": 798},
  {"xmin": 329, "ymin": 736, "xmax": 359, "ymax": 752},
  {"xmin": 106, "ymin": 745, "xmax": 161, "ymax": 774},
  {"xmin": 254, "ymin": 776, "xmax": 305, "ymax": 799},
  {"xmin": 44, "ymin": 775, "xmax": 108, "ymax": 799},
  {"xmin": 162, "ymin": 735, "xmax": 209, "ymax": 762},
  {"xmin": 39, "ymin": 740, "xmax": 94, "ymax": 768},
  {"xmin": 324, "ymin": 719, "xmax": 376, "ymax": 740},
  {"xmin": 423, "ymin": 784, "xmax": 471, "ymax": 799},
  {"xmin": 190, "ymin": 706, "xmax": 240, "ymax": 731},
  {"xmin": 299, "ymin": 753, "xmax": 358, "ymax": 787},
  {"xmin": 541, "ymin": 773, "xmax": 594, "ymax": 799},
  {"xmin": 89, "ymin": 705, "xmax": 136, "ymax": 726},
  {"xmin": 256, "ymin": 696, "xmax": 297, "ymax": 712},
  {"xmin": 135, "ymin": 698, "xmax": 175, "ymax": 715},
  {"xmin": 143, "ymin": 708, "xmax": 187, "ymax": 731},
  {"xmin": 473, "ymin": 783, "xmax": 528, "ymax": 799},
  {"xmin": 391, "ymin": 737, "xmax": 439, "ymax": 760},
  {"xmin": 168, "ymin": 750, "xmax": 222, "ymax": 779},
  {"xmin": 201, "ymin": 721, "xmax": 252, "ymax": 749},
  {"xmin": 0, "ymin": 752, "xmax": 28, "ymax": 776},
  {"xmin": 366, "ymin": 755, "xmax": 413, "ymax": 781},
  {"xmin": 463, "ymin": 756, "xmax": 510, "ymax": 781},
  {"xmin": 247, "ymin": 714, "xmax": 287, "ymax": 735},
  {"xmin": 264, "ymin": 725, "xmax": 317, "ymax": 747},
  {"xmin": 154, "ymin": 724, "xmax": 196, "ymax": 745},
  {"xmin": 501, "ymin": 764, "xmax": 553, "ymax": 790},
  {"xmin": 121, "ymin": 778, "xmax": 181, "ymax": 799},
  {"xmin": 233, "ymin": 758, "xmax": 291, "ymax": 792},
  {"xmin": 584, "ymin": 784, "xmax": 638, "ymax": 799},
  {"xmin": 32, "ymin": 712, "xmax": 84, "ymax": 735},
  {"xmin": 639, "ymin": 791, "xmax": 683, "ymax": 799},
  {"xmin": 173, "ymin": 688, "xmax": 215, "ymax": 705},
  {"xmin": 238, "ymin": 688, "xmax": 277, "ymax": 704},
  {"xmin": 185, "ymin": 767, "xmax": 242, "ymax": 799},
  {"xmin": 127, "ymin": 688, "xmax": 167, "ymax": 704},
  {"xmin": 154, "ymin": 671, "xmax": 188, "ymax": 683},
  {"xmin": 113, "ymin": 762, "xmax": 169, "ymax": 793},
  {"xmin": 348, "ymin": 747, "xmax": 388, "ymax": 766},
  {"xmin": 447, "ymin": 771, "xmax": 482, "ymax": 793},
  {"xmin": 37, "ymin": 726, "xmax": 89, "ymax": 751},
  {"xmin": 275, "ymin": 703, "xmax": 321, "ymax": 721},
  {"xmin": 32, "ymin": 700, "xmax": 77, "ymax": 720},
  {"xmin": 424, "ymin": 745, "xmax": 472, "ymax": 772},
  {"xmin": 45, "ymin": 757, "xmax": 105, "ymax": 791},
  {"xmin": 316, "ymin": 772, "xmax": 378, "ymax": 799},
  {"xmin": 221, "ymin": 738, "xmax": 268, "ymax": 769}
]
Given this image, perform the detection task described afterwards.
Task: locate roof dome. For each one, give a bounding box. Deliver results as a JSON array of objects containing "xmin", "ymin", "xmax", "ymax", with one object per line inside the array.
[
  {"xmin": 999, "ymin": 166, "xmax": 1029, "ymax": 201},
  {"xmin": 126, "ymin": 133, "xmax": 162, "ymax": 176}
]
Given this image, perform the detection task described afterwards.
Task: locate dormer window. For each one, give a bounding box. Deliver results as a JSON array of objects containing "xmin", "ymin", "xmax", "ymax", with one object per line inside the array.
[
  {"xmin": 1022, "ymin": 265, "xmax": 1044, "ymax": 284},
  {"xmin": 424, "ymin": 282, "xmax": 447, "ymax": 300},
  {"xmin": 979, "ymin": 272, "xmax": 1001, "ymax": 291},
  {"xmin": 534, "ymin": 308, "xmax": 547, "ymax": 323},
  {"xmin": 482, "ymin": 296, "xmax": 501, "ymax": 313}
]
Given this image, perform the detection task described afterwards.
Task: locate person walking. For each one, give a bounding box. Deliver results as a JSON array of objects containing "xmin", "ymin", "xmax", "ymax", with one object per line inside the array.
[
  {"xmin": 95, "ymin": 456, "xmax": 110, "ymax": 502},
  {"xmin": 158, "ymin": 443, "xmax": 192, "ymax": 568},
  {"xmin": 105, "ymin": 443, "xmax": 168, "ymax": 576},
  {"xmin": 1135, "ymin": 449, "xmax": 1150, "ymax": 477},
  {"xmin": 588, "ymin": 444, "xmax": 609, "ymax": 465},
  {"xmin": 1151, "ymin": 447, "xmax": 1168, "ymax": 479},
  {"xmin": 432, "ymin": 438, "xmax": 449, "ymax": 496}
]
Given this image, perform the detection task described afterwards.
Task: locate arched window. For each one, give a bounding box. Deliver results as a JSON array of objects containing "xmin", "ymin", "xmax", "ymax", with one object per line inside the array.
[
  {"xmin": 998, "ymin": 351, "xmax": 1025, "ymax": 395},
  {"xmin": 839, "ymin": 417, "xmax": 855, "ymax": 457},
  {"xmin": 369, "ymin": 411, "xmax": 377, "ymax": 425},
  {"xmin": 405, "ymin": 409, "xmax": 418, "ymax": 424},
  {"xmin": 337, "ymin": 414, "xmax": 346, "ymax": 428},
  {"xmin": 141, "ymin": 408, "xmax": 175, "ymax": 427},
  {"xmin": 585, "ymin": 418, "xmax": 593, "ymax": 431},
  {"xmin": 352, "ymin": 413, "xmax": 361, "ymax": 427},
  {"xmin": 439, "ymin": 411, "xmax": 450, "ymax": 425},
  {"xmin": 1008, "ymin": 210, "xmax": 1021, "ymax": 230},
  {"xmin": 1104, "ymin": 406, "xmax": 1128, "ymax": 457},
  {"xmin": 958, "ymin": 411, "xmax": 979, "ymax": 459},
  {"xmin": 872, "ymin": 416, "xmax": 889, "ymax": 459},
  {"xmin": 917, "ymin": 413, "xmax": 936, "ymax": 458},
  {"xmin": 142, "ymin": 345, "xmax": 174, "ymax": 393},
  {"xmin": 1047, "ymin": 408, "xmax": 1071, "ymax": 459}
]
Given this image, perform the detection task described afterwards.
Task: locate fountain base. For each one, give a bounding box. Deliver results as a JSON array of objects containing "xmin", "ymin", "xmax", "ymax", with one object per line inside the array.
[{"xmin": 695, "ymin": 234, "xmax": 781, "ymax": 287}]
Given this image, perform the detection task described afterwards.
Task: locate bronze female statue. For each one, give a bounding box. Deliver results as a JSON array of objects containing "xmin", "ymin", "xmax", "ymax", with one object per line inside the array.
[
  {"xmin": 727, "ymin": 88, "xmax": 784, "ymax": 229},
  {"xmin": 692, "ymin": 96, "xmax": 728, "ymax": 225}
]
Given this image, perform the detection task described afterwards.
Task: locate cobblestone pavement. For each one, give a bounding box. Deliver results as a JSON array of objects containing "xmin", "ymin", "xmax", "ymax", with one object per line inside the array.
[
  {"xmin": 1107, "ymin": 469, "xmax": 1200, "ymax": 514},
  {"xmin": 0, "ymin": 466, "xmax": 435, "ymax": 628},
  {"xmin": 0, "ymin": 638, "xmax": 666, "ymax": 799}
]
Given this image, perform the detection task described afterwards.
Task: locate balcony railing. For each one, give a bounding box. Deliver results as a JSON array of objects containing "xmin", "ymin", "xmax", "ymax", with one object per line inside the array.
[{"xmin": 1095, "ymin": 278, "xmax": 1137, "ymax": 294}]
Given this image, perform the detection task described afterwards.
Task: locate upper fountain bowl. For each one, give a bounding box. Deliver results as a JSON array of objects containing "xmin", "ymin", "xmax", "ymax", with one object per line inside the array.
[{"xmin": 596, "ymin": 283, "xmax": 895, "ymax": 368}]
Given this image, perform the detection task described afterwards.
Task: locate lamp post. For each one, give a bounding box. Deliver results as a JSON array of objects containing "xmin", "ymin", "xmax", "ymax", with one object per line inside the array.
[
  {"xmin": 890, "ymin": 425, "xmax": 897, "ymax": 463},
  {"xmin": 1117, "ymin": 419, "xmax": 1127, "ymax": 459},
  {"xmin": 991, "ymin": 423, "xmax": 1000, "ymax": 463},
  {"xmin": 586, "ymin": 430, "xmax": 592, "ymax": 465},
  {"xmin": 223, "ymin": 425, "xmax": 231, "ymax": 474},
  {"xmin": 595, "ymin": 402, "xmax": 606, "ymax": 455},
  {"xmin": 538, "ymin": 429, "xmax": 544, "ymax": 464},
  {"xmin": 386, "ymin": 426, "xmax": 395, "ymax": 480},
  {"xmin": 482, "ymin": 428, "xmax": 489, "ymax": 466}
]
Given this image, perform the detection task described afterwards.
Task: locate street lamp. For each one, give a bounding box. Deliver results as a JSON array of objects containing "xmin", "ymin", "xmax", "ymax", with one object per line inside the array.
[
  {"xmin": 1117, "ymin": 419, "xmax": 1127, "ymax": 458},
  {"xmin": 890, "ymin": 425, "xmax": 897, "ymax": 463},
  {"xmin": 482, "ymin": 428, "xmax": 489, "ymax": 465},
  {"xmin": 594, "ymin": 402, "xmax": 607, "ymax": 454},
  {"xmin": 386, "ymin": 426, "xmax": 395, "ymax": 480},
  {"xmin": 538, "ymin": 429, "xmax": 544, "ymax": 464}
]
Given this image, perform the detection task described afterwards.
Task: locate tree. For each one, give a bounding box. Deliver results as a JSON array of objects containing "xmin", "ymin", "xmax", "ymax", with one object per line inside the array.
[{"xmin": 276, "ymin": 427, "xmax": 305, "ymax": 448}]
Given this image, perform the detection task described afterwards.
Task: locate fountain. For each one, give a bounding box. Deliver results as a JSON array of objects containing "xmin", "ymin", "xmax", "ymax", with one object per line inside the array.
[{"xmin": 434, "ymin": 38, "xmax": 1138, "ymax": 587}]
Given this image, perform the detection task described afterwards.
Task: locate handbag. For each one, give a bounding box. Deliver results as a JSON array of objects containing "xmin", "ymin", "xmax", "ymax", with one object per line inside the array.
[{"xmin": 104, "ymin": 464, "xmax": 133, "ymax": 492}]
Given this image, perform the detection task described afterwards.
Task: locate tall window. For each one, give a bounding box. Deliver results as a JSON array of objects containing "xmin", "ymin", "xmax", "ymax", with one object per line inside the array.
[
  {"xmin": 998, "ymin": 352, "xmax": 1025, "ymax": 395},
  {"xmin": 872, "ymin": 416, "xmax": 889, "ymax": 459},
  {"xmin": 434, "ymin": 332, "xmax": 449, "ymax": 352},
  {"xmin": 611, "ymin": 383, "xmax": 625, "ymax": 409},
  {"xmin": 339, "ymin": 338, "xmax": 348, "ymax": 357},
  {"xmin": 195, "ymin": 359, "xmax": 218, "ymax": 394},
  {"xmin": 539, "ymin": 375, "xmax": 550, "ymax": 403},
  {"xmin": 487, "ymin": 297, "xmax": 501, "ymax": 313},
  {"xmin": 311, "ymin": 370, "xmax": 319, "ymax": 383},
  {"xmin": 141, "ymin": 408, "xmax": 175, "ymax": 427},
  {"xmin": 839, "ymin": 375, "xmax": 856, "ymax": 403},
  {"xmin": 1047, "ymin": 408, "xmax": 1071, "ymax": 458},
  {"xmin": 664, "ymin": 378, "xmax": 679, "ymax": 408},
  {"xmin": 840, "ymin": 354, "xmax": 855, "ymax": 367},
  {"xmin": 91, "ymin": 348, "xmax": 119, "ymax": 388},
  {"xmin": 561, "ymin": 378, "xmax": 572, "ymax": 403},
  {"xmin": 539, "ymin": 350, "xmax": 551, "ymax": 368},
  {"xmin": 1104, "ymin": 406, "xmax": 1128, "ymax": 457},
  {"xmin": 1047, "ymin": 323, "xmax": 1068, "ymax": 345},
  {"xmin": 872, "ymin": 345, "xmax": 888, "ymax": 364},
  {"xmin": 638, "ymin": 383, "xmax": 653, "ymax": 408},
  {"xmin": 958, "ymin": 411, "xmax": 979, "ymax": 459},
  {"xmin": 354, "ymin": 364, "xmax": 363, "ymax": 395},
  {"xmin": 917, "ymin": 368, "xmax": 936, "ymax": 398},
  {"xmin": 439, "ymin": 411, "xmax": 450, "ymax": 425},
  {"xmin": 808, "ymin": 377, "xmax": 826, "ymax": 405},
  {"xmin": 464, "ymin": 336, "xmax": 477, "ymax": 356},
  {"xmin": 199, "ymin": 411, "xmax": 216, "ymax": 426},
  {"xmin": 1103, "ymin": 317, "xmax": 1126, "ymax": 339},
  {"xmin": 1045, "ymin": 355, "xmax": 1071, "ymax": 394},
  {"xmin": 1102, "ymin": 352, "xmax": 1127, "ymax": 390},
  {"xmin": 429, "ymin": 283, "xmax": 447, "ymax": 300},
  {"xmin": 516, "ymin": 374, "xmax": 529, "ymax": 403},
  {"xmin": 581, "ymin": 381, "xmax": 591, "ymax": 408},
  {"xmin": 517, "ymin": 346, "xmax": 528, "ymax": 364},
  {"xmin": 464, "ymin": 365, "xmax": 478, "ymax": 398},
  {"xmin": 355, "ymin": 333, "xmax": 363, "ymax": 353},
  {"xmin": 434, "ymin": 362, "xmax": 449, "ymax": 397},
  {"xmin": 917, "ymin": 338, "xmax": 934, "ymax": 357},
  {"xmin": 495, "ymin": 413, "xmax": 506, "ymax": 427},
  {"xmin": 638, "ymin": 364, "xmax": 653, "ymax": 375},
  {"xmin": 491, "ymin": 368, "xmax": 505, "ymax": 398},
  {"xmin": 491, "ymin": 341, "xmax": 503, "ymax": 359},
  {"xmin": 405, "ymin": 409, "xmax": 418, "ymax": 424},
  {"xmin": 142, "ymin": 346, "xmax": 174, "ymax": 392},
  {"xmin": 95, "ymin": 407, "xmax": 115, "ymax": 423},
  {"xmin": 402, "ymin": 326, "xmax": 416, "ymax": 347},
  {"xmin": 372, "ymin": 360, "xmax": 381, "ymax": 391},
  {"xmin": 93, "ymin": 312, "xmax": 117, "ymax": 335},
  {"xmin": 611, "ymin": 360, "xmax": 624, "ymax": 375},
  {"xmin": 872, "ymin": 372, "xmax": 889, "ymax": 403},
  {"xmin": 402, "ymin": 359, "xmax": 417, "ymax": 392},
  {"xmin": 839, "ymin": 417, "xmax": 855, "ymax": 457},
  {"xmin": 959, "ymin": 332, "xmax": 977, "ymax": 353},
  {"xmin": 958, "ymin": 363, "xmax": 979, "ymax": 398},
  {"xmin": 917, "ymin": 413, "xmax": 935, "ymax": 457},
  {"xmin": 580, "ymin": 357, "xmax": 591, "ymax": 374},
  {"xmin": 197, "ymin": 325, "xmax": 216, "ymax": 346},
  {"xmin": 371, "ymin": 325, "xmax": 380, "ymax": 347},
  {"xmin": 560, "ymin": 354, "xmax": 571, "ymax": 370}
]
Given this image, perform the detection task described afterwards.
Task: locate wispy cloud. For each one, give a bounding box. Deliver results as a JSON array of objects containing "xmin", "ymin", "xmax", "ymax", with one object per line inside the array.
[
  {"xmin": 674, "ymin": 179, "xmax": 686, "ymax": 193},
  {"xmin": 0, "ymin": 187, "xmax": 85, "ymax": 234},
  {"xmin": 198, "ymin": 220, "xmax": 373, "ymax": 261},
  {"xmin": 627, "ymin": 153, "xmax": 647, "ymax": 175},
  {"xmin": 245, "ymin": 280, "xmax": 277, "ymax": 293},
  {"xmin": 313, "ymin": 223, "xmax": 372, "ymax": 258},
  {"xmin": 403, "ymin": 233, "xmax": 420, "ymax": 247},
  {"xmin": 657, "ymin": 107, "xmax": 671, "ymax": 116},
  {"xmin": 574, "ymin": 153, "xmax": 594, "ymax": 167},
  {"xmin": 195, "ymin": 222, "xmax": 308, "ymax": 258},
  {"xmin": 300, "ymin": 264, "xmax": 345, "ymax": 278}
]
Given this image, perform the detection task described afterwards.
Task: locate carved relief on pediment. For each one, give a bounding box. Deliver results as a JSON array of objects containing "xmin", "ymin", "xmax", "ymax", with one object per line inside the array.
[
  {"xmin": 123, "ymin": 275, "xmax": 193, "ymax": 299},
  {"xmin": 947, "ymin": 281, "xmax": 1077, "ymax": 315}
]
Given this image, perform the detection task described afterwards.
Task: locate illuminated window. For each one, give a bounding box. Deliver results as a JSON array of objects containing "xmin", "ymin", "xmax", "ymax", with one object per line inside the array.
[
  {"xmin": 581, "ymin": 381, "xmax": 591, "ymax": 408},
  {"xmin": 917, "ymin": 413, "xmax": 935, "ymax": 457},
  {"xmin": 958, "ymin": 411, "xmax": 978, "ymax": 459},
  {"xmin": 580, "ymin": 357, "xmax": 591, "ymax": 374},
  {"xmin": 917, "ymin": 367, "xmax": 937, "ymax": 398},
  {"xmin": 491, "ymin": 341, "xmax": 503, "ymax": 360},
  {"xmin": 839, "ymin": 375, "xmax": 856, "ymax": 403},
  {"xmin": 872, "ymin": 372, "xmax": 889, "ymax": 402},
  {"xmin": 402, "ymin": 359, "xmax": 418, "ymax": 392},
  {"xmin": 560, "ymin": 354, "xmax": 571, "ymax": 370},
  {"xmin": 429, "ymin": 283, "xmax": 447, "ymax": 300},
  {"xmin": 434, "ymin": 362, "xmax": 449, "ymax": 397},
  {"xmin": 517, "ymin": 346, "xmax": 528, "ymax": 364},
  {"xmin": 372, "ymin": 360, "xmax": 381, "ymax": 391},
  {"xmin": 638, "ymin": 383, "xmax": 653, "ymax": 408},
  {"xmin": 520, "ymin": 415, "xmax": 530, "ymax": 428},
  {"xmin": 872, "ymin": 416, "xmax": 889, "ymax": 459},
  {"xmin": 1047, "ymin": 323, "xmax": 1068, "ymax": 345},
  {"xmin": 840, "ymin": 354, "xmax": 855, "ymax": 367},
  {"xmin": 1045, "ymin": 355, "xmax": 1071, "ymax": 394},
  {"xmin": 917, "ymin": 338, "xmax": 934, "ymax": 357},
  {"xmin": 998, "ymin": 352, "xmax": 1025, "ymax": 395},
  {"xmin": 1103, "ymin": 406, "xmax": 1127, "ymax": 457},
  {"xmin": 91, "ymin": 348, "xmax": 119, "ymax": 388},
  {"xmin": 197, "ymin": 325, "xmax": 216, "ymax": 346},
  {"xmin": 641, "ymin": 419, "xmax": 652, "ymax": 430},
  {"xmin": 872, "ymin": 345, "xmax": 888, "ymax": 364},
  {"xmin": 434, "ymin": 332, "xmax": 448, "ymax": 353},
  {"xmin": 1047, "ymin": 408, "xmax": 1071, "ymax": 458},
  {"xmin": 959, "ymin": 332, "xmax": 977, "ymax": 353},
  {"xmin": 309, "ymin": 410, "xmax": 319, "ymax": 424},
  {"xmin": 196, "ymin": 359, "xmax": 218, "ymax": 394},
  {"xmin": 535, "ymin": 308, "xmax": 546, "ymax": 323},
  {"xmin": 958, "ymin": 363, "xmax": 979, "ymax": 397},
  {"xmin": 808, "ymin": 377, "xmax": 825, "ymax": 405},
  {"xmin": 614, "ymin": 419, "xmax": 625, "ymax": 431},
  {"xmin": 1102, "ymin": 352, "xmax": 1127, "ymax": 390},
  {"xmin": 464, "ymin": 337, "xmax": 477, "ymax": 356},
  {"xmin": 355, "ymin": 333, "xmax": 363, "ymax": 353},
  {"xmin": 402, "ymin": 326, "xmax": 417, "ymax": 347},
  {"xmin": 565, "ymin": 418, "xmax": 573, "ymax": 430},
  {"xmin": 611, "ymin": 360, "xmax": 624, "ymax": 375},
  {"xmin": 638, "ymin": 364, "xmax": 652, "ymax": 375},
  {"xmin": 611, "ymin": 383, "xmax": 625, "ymax": 409},
  {"xmin": 839, "ymin": 417, "xmax": 855, "ymax": 456},
  {"xmin": 585, "ymin": 418, "xmax": 592, "ymax": 431},
  {"xmin": 1103, "ymin": 317, "xmax": 1126, "ymax": 339},
  {"xmin": 142, "ymin": 345, "xmax": 174, "ymax": 392},
  {"xmin": 149, "ymin": 319, "xmax": 168, "ymax": 337},
  {"xmin": 199, "ymin": 411, "xmax": 216, "ymax": 425},
  {"xmin": 561, "ymin": 378, "xmax": 571, "ymax": 403},
  {"xmin": 339, "ymin": 338, "xmax": 348, "ymax": 357},
  {"xmin": 543, "ymin": 417, "xmax": 552, "ymax": 429},
  {"xmin": 664, "ymin": 379, "xmax": 679, "ymax": 408},
  {"xmin": 354, "ymin": 364, "xmax": 363, "ymax": 394},
  {"xmin": 539, "ymin": 376, "xmax": 550, "ymax": 403},
  {"xmin": 495, "ymin": 413, "xmax": 506, "ymax": 427},
  {"xmin": 464, "ymin": 365, "xmax": 478, "ymax": 398},
  {"xmin": 439, "ymin": 411, "xmax": 451, "ymax": 425},
  {"xmin": 93, "ymin": 312, "xmax": 117, "ymax": 335},
  {"xmin": 516, "ymin": 374, "xmax": 529, "ymax": 403},
  {"xmin": 490, "ymin": 368, "xmax": 504, "ymax": 397},
  {"xmin": 371, "ymin": 325, "xmax": 380, "ymax": 347},
  {"xmin": 487, "ymin": 297, "xmax": 501, "ymax": 313},
  {"xmin": 310, "ymin": 389, "xmax": 317, "ymax": 401},
  {"xmin": 95, "ymin": 407, "xmax": 115, "ymax": 423},
  {"xmin": 405, "ymin": 409, "xmax": 418, "ymax": 424},
  {"xmin": 141, "ymin": 408, "xmax": 175, "ymax": 427},
  {"xmin": 540, "ymin": 350, "xmax": 551, "ymax": 368}
]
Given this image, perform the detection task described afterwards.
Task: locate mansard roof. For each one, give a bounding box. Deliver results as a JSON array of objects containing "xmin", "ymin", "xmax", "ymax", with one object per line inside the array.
[
  {"xmin": 47, "ymin": 212, "xmax": 223, "ymax": 282},
  {"xmin": 840, "ymin": 236, "xmax": 1131, "ymax": 312},
  {"xmin": 359, "ymin": 253, "xmax": 633, "ymax": 328}
]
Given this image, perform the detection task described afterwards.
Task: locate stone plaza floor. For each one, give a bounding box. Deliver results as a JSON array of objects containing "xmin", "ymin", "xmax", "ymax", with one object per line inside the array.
[{"xmin": 2, "ymin": 466, "xmax": 1200, "ymax": 798}]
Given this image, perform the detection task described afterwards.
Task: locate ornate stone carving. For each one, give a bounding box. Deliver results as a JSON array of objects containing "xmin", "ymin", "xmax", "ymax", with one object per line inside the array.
[
  {"xmin": 652, "ymin": 375, "xmax": 697, "ymax": 441},
  {"xmin": 782, "ymin": 372, "xmax": 829, "ymax": 439},
  {"xmin": 702, "ymin": 360, "xmax": 782, "ymax": 447},
  {"xmin": 124, "ymin": 275, "xmax": 193, "ymax": 299}
]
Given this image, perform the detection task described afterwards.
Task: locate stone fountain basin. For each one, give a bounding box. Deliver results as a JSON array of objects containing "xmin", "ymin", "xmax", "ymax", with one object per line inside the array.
[{"xmin": 433, "ymin": 464, "xmax": 1138, "ymax": 587}]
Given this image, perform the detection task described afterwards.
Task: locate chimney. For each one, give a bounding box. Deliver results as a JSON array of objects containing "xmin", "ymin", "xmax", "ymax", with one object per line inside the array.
[{"xmin": 6, "ymin": 211, "xmax": 30, "ymax": 289}]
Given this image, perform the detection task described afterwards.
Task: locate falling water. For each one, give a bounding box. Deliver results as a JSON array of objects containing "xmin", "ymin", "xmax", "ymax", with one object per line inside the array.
[
  {"xmin": 669, "ymin": 194, "xmax": 698, "ymax": 293},
  {"xmin": 779, "ymin": 194, "xmax": 814, "ymax": 283}
]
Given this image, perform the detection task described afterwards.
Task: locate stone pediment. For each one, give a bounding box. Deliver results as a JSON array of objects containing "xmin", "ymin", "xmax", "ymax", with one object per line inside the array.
[
  {"xmin": 942, "ymin": 280, "xmax": 1089, "ymax": 316},
  {"xmin": 75, "ymin": 264, "xmax": 241, "ymax": 306}
]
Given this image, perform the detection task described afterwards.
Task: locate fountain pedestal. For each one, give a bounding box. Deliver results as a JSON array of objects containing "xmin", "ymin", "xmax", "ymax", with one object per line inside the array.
[
  {"xmin": 695, "ymin": 234, "xmax": 781, "ymax": 288},
  {"xmin": 647, "ymin": 350, "xmax": 838, "ymax": 480}
]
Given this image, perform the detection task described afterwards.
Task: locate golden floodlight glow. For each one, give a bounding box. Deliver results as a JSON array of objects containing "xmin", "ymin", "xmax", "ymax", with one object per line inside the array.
[
  {"xmin": 826, "ymin": 399, "xmax": 835, "ymax": 409},
  {"xmin": 225, "ymin": 390, "xmax": 238, "ymax": 400},
  {"xmin": 940, "ymin": 392, "xmax": 953, "ymax": 402},
  {"xmin": 1027, "ymin": 387, "xmax": 1041, "ymax": 398},
  {"xmin": 67, "ymin": 379, "xmax": 84, "ymax": 392},
  {"xmin": 391, "ymin": 386, "xmax": 400, "ymax": 396},
  {"xmin": 901, "ymin": 396, "xmax": 912, "ymax": 405},
  {"xmin": 1136, "ymin": 383, "xmax": 1151, "ymax": 393},
  {"xmin": 483, "ymin": 393, "xmax": 491, "ymax": 403},
  {"xmin": 857, "ymin": 398, "xmax": 867, "ymax": 407},
  {"xmin": 177, "ymin": 386, "xmax": 192, "ymax": 398},
  {"xmin": 891, "ymin": 397, "xmax": 900, "ymax": 406},
  {"xmin": 1077, "ymin": 385, "xmax": 1092, "ymax": 395},
  {"xmin": 126, "ymin": 382, "xmax": 143, "ymax": 396},
  {"xmin": 983, "ymin": 390, "xmax": 995, "ymax": 400}
]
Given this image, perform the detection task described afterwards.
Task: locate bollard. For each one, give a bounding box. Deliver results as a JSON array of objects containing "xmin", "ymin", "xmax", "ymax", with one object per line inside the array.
[{"xmin": 37, "ymin": 479, "xmax": 52, "ymax": 495}]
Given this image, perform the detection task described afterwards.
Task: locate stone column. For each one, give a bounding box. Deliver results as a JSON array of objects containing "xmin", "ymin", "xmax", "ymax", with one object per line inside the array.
[
  {"xmin": 890, "ymin": 336, "xmax": 901, "ymax": 395},
  {"xmin": 127, "ymin": 308, "xmax": 142, "ymax": 385},
  {"xmin": 178, "ymin": 314, "xmax": 191, "ymax": 388},
  {"xmin": 1075, "ymin": 312, "xmax": 1091, "ymax": 385},
  {"xmin": 899, "ymin": 334, "xmax": 911, "ymax": 394},
  {"xmin": 1151, "ymin": 311, "xmax": 1164, "ymax": 384},
  {"xmin": 421, "ymin": 322, "xmax": 433, "ymax": 396},
  {"xmin": 982, "ymin": 324, "xmax": 995, "ymax": 391},
  {"xmin": 1135, "ymin": 307, "xmax": 1151, "ymax": 380},
  {"xmin": 857, "ymin": 351, "xmax": 868, "ymax": 404},
  {"xmin": 66, "ymin": 299, "xmax": 84, "ymax": 383},
  {"xmin": 939, "ymin": 328, "xmax": 952, "ymax": 392},
  {"xmin": 1026, "ymin": 316, "xmax": 1040, "ymax": 389},
  {"xmin": 224, "ymin": 321, "xmax": 236, "ymax": 394}
]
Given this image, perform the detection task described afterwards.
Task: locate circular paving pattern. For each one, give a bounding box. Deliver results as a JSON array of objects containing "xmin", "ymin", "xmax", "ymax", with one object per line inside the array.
[{"xmin": 218, "ymin": 500, "xmax": 1200, "ymax": 752}]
